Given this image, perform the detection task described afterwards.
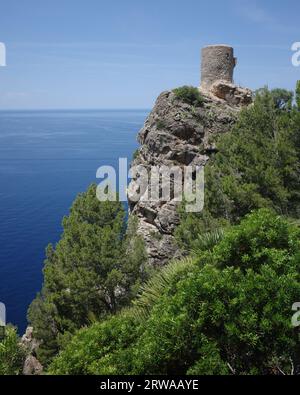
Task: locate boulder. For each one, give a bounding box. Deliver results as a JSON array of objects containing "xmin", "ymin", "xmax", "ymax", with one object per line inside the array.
[
  {"xmin": 21, "ymin": 326, "xmax": 40, "ymax": 355},
  {"xmin": 23, "ymin": 355, "xmax": 43, "ymax": 376},
  {"xmin": 210, "ymin": 80, "xmax": 252, "ymax": 106}
]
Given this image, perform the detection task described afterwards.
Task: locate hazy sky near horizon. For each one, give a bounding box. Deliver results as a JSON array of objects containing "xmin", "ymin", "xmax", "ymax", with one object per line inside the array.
[{"xmin": 0, "ymin": 0, "xmax": 299, "ymax": 109}]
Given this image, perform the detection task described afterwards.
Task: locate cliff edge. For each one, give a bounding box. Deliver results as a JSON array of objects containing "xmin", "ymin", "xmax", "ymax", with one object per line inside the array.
[{"xmin": 128, "ymin": 83, "xmax": 252, "ymax": 266}]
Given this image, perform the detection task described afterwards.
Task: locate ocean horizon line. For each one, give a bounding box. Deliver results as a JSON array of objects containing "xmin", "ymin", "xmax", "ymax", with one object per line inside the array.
[{"xmin": 0, "ymin": 108, "xmax": 151, "ymax": 112}]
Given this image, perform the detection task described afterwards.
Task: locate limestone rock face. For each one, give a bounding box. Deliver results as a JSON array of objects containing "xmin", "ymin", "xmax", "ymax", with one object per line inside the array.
[
  {"xmin": 21, "ymin": 326, "xmax": 40, "ymax": 354},
  {"xmin": 23, "ymin": 355, "xmax": 43, "ymax": 376},
  {"xmin": 129, "ymin": 89, "xmax": 246, "ymax": 266},
  {"xmin": 210, "ymin": 80, "xmax": 252, "ymax": 107},
  {"xmin": 21, "ymin": 326, "xmax": 43, "ymax": 375}
]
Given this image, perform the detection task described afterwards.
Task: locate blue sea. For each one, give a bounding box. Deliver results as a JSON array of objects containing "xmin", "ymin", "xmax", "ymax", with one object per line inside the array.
[{"xmin": 0, "ymin": 109, "xmax": 148, "ymax": 334}]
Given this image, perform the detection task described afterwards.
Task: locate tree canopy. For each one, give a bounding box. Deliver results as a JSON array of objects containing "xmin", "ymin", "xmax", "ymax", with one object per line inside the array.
[{"xmin": 28, "ymin": 184, "xmax": 147, "ymax": 364}]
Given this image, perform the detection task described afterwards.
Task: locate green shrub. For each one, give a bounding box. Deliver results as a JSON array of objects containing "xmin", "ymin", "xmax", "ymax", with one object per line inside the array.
[
  {"xmin": 156, "ymin": 119, "xmax": 167, "ymax": 130},
  {"xmin": 173, "ymin": 86, "xmax": 204, "ymax": 107},
  {"xmin": 48, "ymin": 310, "xmax": 140, "ymax": 375},
  {"xmin": 0, "ymin": 326, "xmax": 26, "ymax": 375}
]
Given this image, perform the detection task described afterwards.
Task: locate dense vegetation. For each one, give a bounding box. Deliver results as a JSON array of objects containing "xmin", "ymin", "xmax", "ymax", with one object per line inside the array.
[
  {"xmin": 2, "ymin": 84, "xmax": 299, "ymax": 375},
  {"xmin": 27, "ymin": 184, "xmax": 147, "ymax": 364},
  {"xmin": 0, "ymin": 326, "xmax": 26, "ymax": 375},
  {"xmin": 49, "ymin": 210, "xmax": 300, "ymax": 375}
]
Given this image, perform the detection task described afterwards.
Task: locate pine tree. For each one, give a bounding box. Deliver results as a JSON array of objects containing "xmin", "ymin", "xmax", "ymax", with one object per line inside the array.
[{"xmin": 28, "ymin": 184, "xmax": 146, "ymax": 364}]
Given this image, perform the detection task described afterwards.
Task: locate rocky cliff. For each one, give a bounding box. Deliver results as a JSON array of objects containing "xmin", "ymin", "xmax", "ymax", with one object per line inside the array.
[
  {"xmin": 128, "ymin": 82, "xmax": 252, "ymax": 266},
  {"xmin": 21, "ymin": 326, "xmax": 43, "ymax": 375}
]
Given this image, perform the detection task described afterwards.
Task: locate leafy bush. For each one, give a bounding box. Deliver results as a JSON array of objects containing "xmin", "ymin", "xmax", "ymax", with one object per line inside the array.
[
  {"xmin": 0, "ymin": 326, "xmax": 26, "ymax": 375},
  {"xmin": 173, "ymin": 86, "xmax": 204, "ymax": 107},
  {"xmin": 49, "ymin": 210, "xmax": 300, "ymax": 375},
  {"xmin": 48, "ymin": 310, "xmax": 140, "ymax": 375}
]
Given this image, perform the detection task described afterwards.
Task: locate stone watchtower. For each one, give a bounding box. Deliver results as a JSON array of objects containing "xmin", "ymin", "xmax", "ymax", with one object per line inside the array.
[
  {"xmin": 201, "ymin": 45, "xmax": 237, "ymax": 90},
  {"xmin": 200, "ymin": 44, "xmax": 251, "ymax": 106}
]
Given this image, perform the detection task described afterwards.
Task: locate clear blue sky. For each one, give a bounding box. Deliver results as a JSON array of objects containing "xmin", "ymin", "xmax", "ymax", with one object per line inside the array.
[{"xmin": 0, "ymin": 0, "xmax": 299, "ymax": 109}]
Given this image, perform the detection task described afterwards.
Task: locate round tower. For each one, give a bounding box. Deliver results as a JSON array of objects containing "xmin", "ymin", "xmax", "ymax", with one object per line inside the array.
[{"xmin": 201, "ymin": 45, "xmax": 236, "ymax": 90}]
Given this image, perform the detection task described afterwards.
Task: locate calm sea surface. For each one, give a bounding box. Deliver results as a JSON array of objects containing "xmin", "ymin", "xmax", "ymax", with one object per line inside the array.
[{"xmin": 0, "ymin": 109, "xmax": 148, "ymax": 334}]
